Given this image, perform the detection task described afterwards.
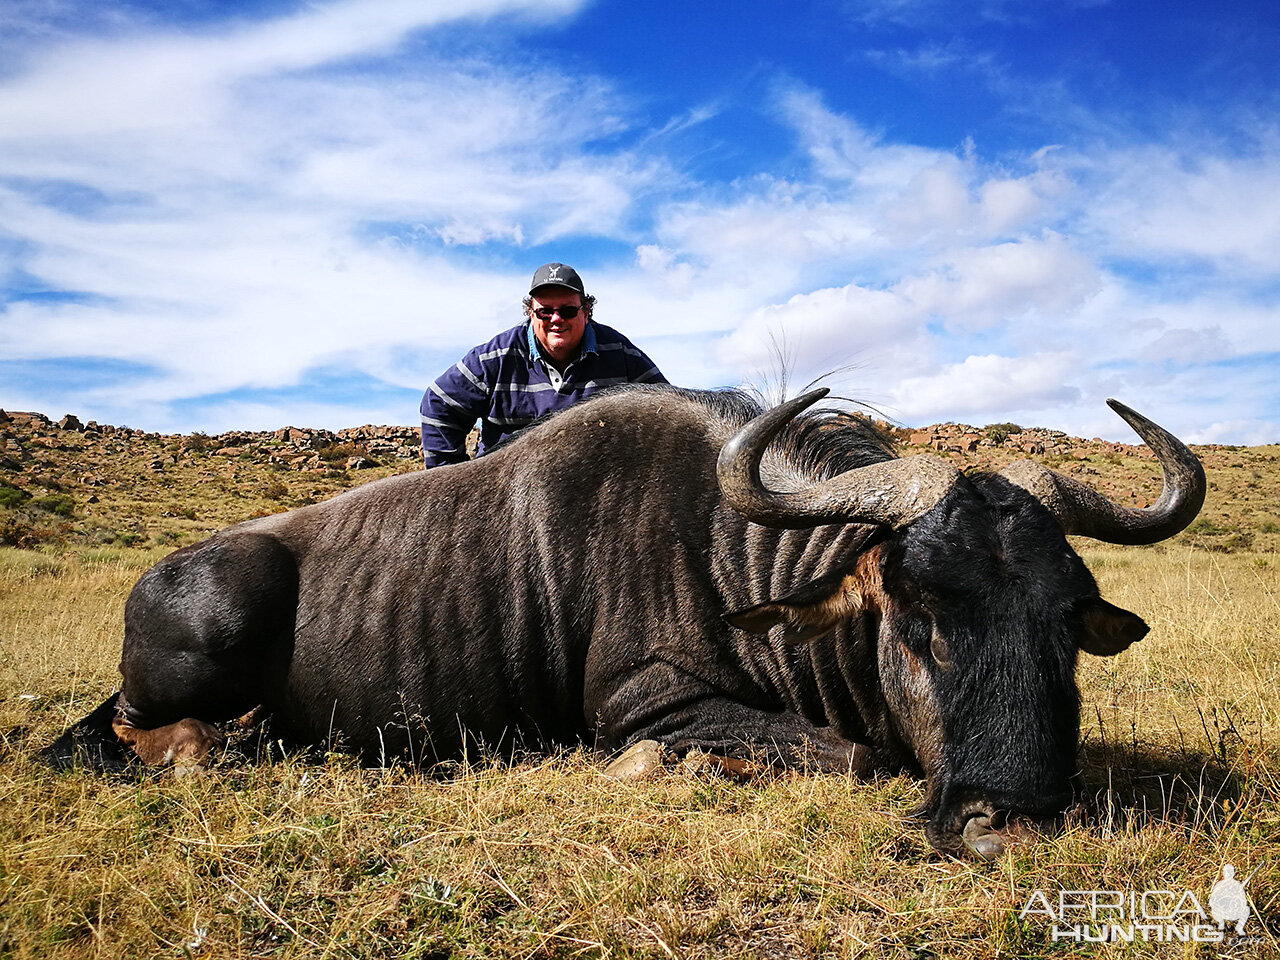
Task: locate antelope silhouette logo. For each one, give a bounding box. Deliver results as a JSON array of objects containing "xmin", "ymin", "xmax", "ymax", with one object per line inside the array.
[{"xmin": 1209, "ymin": 864, "xmax": 1253, "ymax": 935}]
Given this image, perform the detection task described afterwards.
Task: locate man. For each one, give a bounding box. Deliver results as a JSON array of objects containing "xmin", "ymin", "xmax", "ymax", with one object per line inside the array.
[{"xmin": 420, "ymin": 262, "xmax": 668, "ymax": 467}]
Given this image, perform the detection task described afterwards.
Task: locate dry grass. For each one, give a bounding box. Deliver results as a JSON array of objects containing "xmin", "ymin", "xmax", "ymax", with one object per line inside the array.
[
  {"xmin": 1, "ymin": 545, "xmax": 1277, "ymax": 958},
  {"xmin": 2, "ymin": 418, "xmax": 1278, "ymax": 957}
]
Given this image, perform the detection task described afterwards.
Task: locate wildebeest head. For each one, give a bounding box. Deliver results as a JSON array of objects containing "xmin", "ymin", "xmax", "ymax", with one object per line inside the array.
[{"xmin": 719, "ymin": 391, "xmax": 1204, "ymax": 859}]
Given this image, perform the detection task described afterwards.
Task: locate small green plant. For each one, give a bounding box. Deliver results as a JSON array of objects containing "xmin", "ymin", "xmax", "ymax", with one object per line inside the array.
[
  {"xmin": 184, "ymin": 432, "xmax": 212, "ymax": 453},
  {"xmin": 263, "ymin": 479, "xmax": 289, "ymax": 501},
  {"xmin": 1219, "ymin": 531, "xmax": 1255, "ymax": 553},
  {"xmin": 0, "ymin": 517, "xmax": 35, "ymax": 547},
  {"xmin": 1185, "ymin": 516, "xmax": 1225, "ymax": 535},
  {"xmin": 983, "ymin": 422, "xmax": 1021, "ymax": 445},
  {"xmin": 0, "ymin": 516, "xmax": 70, "ymax": 548},
  {"xmin": 315, "ymin": 441, "xmax": 367, "ymax": 463}
]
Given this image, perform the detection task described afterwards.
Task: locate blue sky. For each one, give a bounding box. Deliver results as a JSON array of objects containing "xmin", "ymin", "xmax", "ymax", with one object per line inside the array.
[{"xmin": 1, "ymin": 0, "xmax": 1277, "ymax": 443}]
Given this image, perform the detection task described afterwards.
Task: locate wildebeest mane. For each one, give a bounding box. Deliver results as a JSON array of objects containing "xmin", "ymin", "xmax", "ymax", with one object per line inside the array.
[
  {"xmin": 496, "ymin": 383, "xmax": 898, "ymax": 483},
  {"xmin": 603, "ymin": 384, "xmax": 898, "ymax": 480}
]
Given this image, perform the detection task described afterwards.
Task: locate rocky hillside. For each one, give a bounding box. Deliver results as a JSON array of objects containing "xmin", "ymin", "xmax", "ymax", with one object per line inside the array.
[
  {"xmin": 1, "ymin": 409, "xmax": 428, "ymax": 551},
  {"xmin": 2, "ymin": 407, "xmax": 1276, "ymax": 555}
]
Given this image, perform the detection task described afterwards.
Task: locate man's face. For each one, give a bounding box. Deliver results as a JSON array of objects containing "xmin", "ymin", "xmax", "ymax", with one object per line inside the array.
[{"xmin": 529, "ymin": 287, "xmax": 588, "ymax": 366}]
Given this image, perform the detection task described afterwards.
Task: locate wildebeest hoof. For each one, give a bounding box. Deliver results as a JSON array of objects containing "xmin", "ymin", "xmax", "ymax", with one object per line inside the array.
[
  {"xmin": 962, "ymin": 815, "xmax": 1005, "ymax": 860},
  {"xmin": 112, "ymin": 716, "xmax": 224, "ymax": 770},
  {"xmin": 680, "ymin": 748, "xmax": 759, "ymax": 781},
  {"xmin": 603, "ymin": 739, "xmax": 669, "ymax": 780}
]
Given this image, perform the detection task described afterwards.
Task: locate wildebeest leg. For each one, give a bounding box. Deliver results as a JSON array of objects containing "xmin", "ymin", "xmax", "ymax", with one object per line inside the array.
[
  {"xmin": 113, "ymin": 532, "xmax": 298, "ymax": 768},
  {"xmin": 602, "ymin": 695, "xmax": 878, "ymax": 777},
  {"xmin": 604, "ymin": 740, "xmax": 764, "ymax": 782},
  {"xmin": 111, "ymin": 714, "xmax": 223, "ymax": 774}
]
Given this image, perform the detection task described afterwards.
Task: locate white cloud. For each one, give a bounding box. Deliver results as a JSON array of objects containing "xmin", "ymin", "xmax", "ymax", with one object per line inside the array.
[
  {"xmin": 0, "ymin": 0, "xmax": 661, "ymax": 420},
  {"xmin": 887, "ymin": 353, "xmax": 1081, "ymax": 423},
  {"xmin": 0, "ymin": 0, "xmax": 588, "ymax": 136},
  {"xmin": 979, "ymin": 173, "xmax": 1059, "ymax": 234},
  {"xmin": 776, "ymin": 85, "xmax": 943, "ymax": 197},
  {"xmin": 896, "ymin": 235, "xmax": 1101, "ymax": 330},
  {"xmin": 1189, "ymin": 420, "xmax": 1279, "ymax": 446},
  {"xmin": 1051, "ymin": 135, "xmax": 1280, "ymax": 279},
  {"xmin": 1, "ymin": 6, "xmax": 1277, "ymax": 446},
  {"xmin": 717, "ymin": 282, "xmax": 931, "ymax": 383}
]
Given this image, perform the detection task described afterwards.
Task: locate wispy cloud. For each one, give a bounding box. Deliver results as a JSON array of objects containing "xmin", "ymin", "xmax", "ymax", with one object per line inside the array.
[
  {"xmin": 1, "ymin": 0, "xmax": 660, "ymax": 429},
  {"xmin": 1066, "ymin": 135, "xmax": 1280, "ymax": 279},
  {"xmin": 1, "ymin": 0, "xmax": 1276, "ymax": 444}
]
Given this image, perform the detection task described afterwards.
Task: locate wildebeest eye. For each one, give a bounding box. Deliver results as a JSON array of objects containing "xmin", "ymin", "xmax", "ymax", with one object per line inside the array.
[{"xmin": 929, "ymin": 626, "xmax": 952, "ymax": 669}]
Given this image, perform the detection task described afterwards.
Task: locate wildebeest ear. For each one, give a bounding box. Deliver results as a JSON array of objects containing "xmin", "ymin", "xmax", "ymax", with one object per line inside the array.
[
  {"xmin": 1077, "ymin": 597, "xmax": 1149, "ymax": 656},
  {"xmin": 724, "ymin": 572, "xmax": 863, "ymax": 645}
]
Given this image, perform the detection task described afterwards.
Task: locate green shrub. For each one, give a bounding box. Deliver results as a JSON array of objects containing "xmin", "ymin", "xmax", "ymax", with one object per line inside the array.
[
  {"xmin": 31, "ymin": 493, "xmax": 77, "ymax": 517},
  {"xmin": 0, "ymin": 483, "xmax": 30, "ymax": 509}
]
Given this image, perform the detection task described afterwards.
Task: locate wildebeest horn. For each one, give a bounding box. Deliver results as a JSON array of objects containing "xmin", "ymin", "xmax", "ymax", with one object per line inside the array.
[
  {"xmin": 999, "ymin": 399, "xmax": 1206, "ymax": 545},
  {"xmin": 717, "ymin": 389, "xmax": 961, "ymax": 529}
]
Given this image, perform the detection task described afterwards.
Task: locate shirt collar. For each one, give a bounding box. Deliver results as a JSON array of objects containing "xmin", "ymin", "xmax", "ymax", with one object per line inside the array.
[{"xmin": 526, "ymin": 320, "xmax": 597, "ymax": 365}]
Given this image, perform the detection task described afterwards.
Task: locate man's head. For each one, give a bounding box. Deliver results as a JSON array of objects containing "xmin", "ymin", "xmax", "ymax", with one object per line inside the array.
[{"xmin": 524, "ymin": 262, "xmax": 596, "ymax": 367}]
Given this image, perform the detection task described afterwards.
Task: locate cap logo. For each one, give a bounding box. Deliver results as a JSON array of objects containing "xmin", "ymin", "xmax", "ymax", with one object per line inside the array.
[{"xmin": 545, "ymin": 266, "xmax": 562, "ymax": 281}]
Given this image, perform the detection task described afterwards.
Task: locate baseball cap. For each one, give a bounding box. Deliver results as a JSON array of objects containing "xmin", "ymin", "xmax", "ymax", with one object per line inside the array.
[{"xmin": 529, "ymin": 262, "xmax": 586, "ymax": 297}]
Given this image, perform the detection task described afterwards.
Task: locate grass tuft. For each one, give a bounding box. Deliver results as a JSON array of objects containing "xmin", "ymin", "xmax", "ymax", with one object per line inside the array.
[
  {"xmin": 1, "ymin": 423, "xmax": 1278, "ymax": 956},
  {"xmin": 0, "ymin": 548, "xmax": 1277, "ymax": 957}
]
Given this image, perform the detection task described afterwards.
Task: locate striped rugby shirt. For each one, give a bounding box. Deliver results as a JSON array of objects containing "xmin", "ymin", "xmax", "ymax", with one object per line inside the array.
[{"xmin": 419, "ymin": 320, "xmax": 667, "ymax": 467}]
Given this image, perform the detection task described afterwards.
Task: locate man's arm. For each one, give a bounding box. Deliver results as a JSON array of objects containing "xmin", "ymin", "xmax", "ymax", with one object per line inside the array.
[{"xmin": 419, "ymin": 355, "xmax": 490, "ymax": 468}]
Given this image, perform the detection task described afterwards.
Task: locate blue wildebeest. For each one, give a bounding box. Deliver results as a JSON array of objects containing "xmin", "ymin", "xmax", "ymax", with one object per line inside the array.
[{"xmin": 45, "ymin": 385, "xmax": 1204, "ymax": 858}]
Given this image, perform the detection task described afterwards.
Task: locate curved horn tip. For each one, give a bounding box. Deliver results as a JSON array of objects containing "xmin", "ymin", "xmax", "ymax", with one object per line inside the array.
[
  {"xmin": 790, "ymin": 387, "xmax": 830, "ymax": 410},
  {"xmin": 1105, "ymin": 398, "xmax": 1164, "ymax": 438},
  {"xmin": 1106, "ymin": 398, "xmax": 1138, "ymax": 419}
]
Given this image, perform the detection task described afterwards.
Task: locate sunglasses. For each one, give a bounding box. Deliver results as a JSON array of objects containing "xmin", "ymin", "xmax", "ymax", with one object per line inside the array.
[{"xmin": 532, "ymin": 305, "xmax": 584, "ymax": 320}]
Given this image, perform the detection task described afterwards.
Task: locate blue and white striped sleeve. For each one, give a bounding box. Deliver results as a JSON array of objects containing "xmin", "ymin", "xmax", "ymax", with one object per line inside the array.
[
  {"xmin": 420, "ymin": 351, "xmax": 490, "ymax": 468},
  {"xmin": 626, "ymin": 342, "xmax": 668, "ymax": 384}
]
